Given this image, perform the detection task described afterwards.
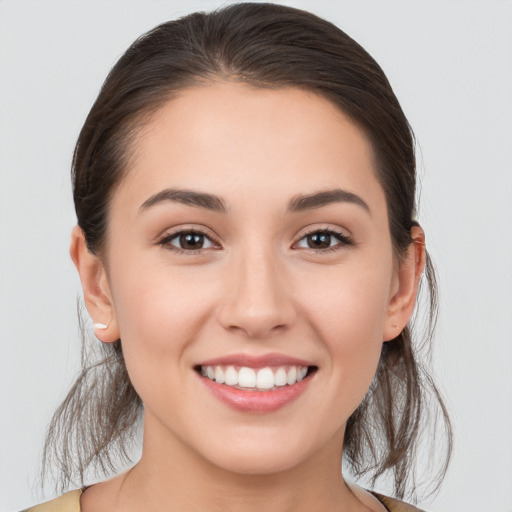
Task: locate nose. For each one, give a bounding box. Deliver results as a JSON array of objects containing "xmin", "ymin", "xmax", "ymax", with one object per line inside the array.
[{"xmin": 217, "ymin": 245, "xmax": 297, "ymax": 340}]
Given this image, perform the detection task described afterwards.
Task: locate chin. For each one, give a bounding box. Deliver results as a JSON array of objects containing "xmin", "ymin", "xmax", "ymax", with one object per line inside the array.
[
  {"xmin": 191, "ymin": 425, "xmax": 334, "ymax": 477},
  {"xmin": 207, "ymin": 447, "xmax": 309, "ymax": 476}
]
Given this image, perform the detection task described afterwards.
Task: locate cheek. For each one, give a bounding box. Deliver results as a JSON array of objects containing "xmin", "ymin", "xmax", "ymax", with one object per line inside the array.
[
  {"xmin": 108, "ymin": 266, "xmax": 220, "ymax": 420},
  {"xmin": 112, "ymin": 266, "xmax": 216, "ymax": 354},
  {"xmin": 304, "ymin": 259, "xmax": 392, "ymax": 339},
  {"xmin": 300, "ymin": 261, "xmax": 392, "ymax": 399}
]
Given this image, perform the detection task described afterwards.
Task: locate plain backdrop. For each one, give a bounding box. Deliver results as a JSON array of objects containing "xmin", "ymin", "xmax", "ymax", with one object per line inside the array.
[{"xmin": 1, "ymin": 1, "xmax": 511, "ymax": 511}]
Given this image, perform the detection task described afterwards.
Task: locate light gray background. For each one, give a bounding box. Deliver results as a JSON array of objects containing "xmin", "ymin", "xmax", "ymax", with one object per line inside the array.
[{"xmin": 1, "ymin": 1, "xmax": 511, "ymax": 510}]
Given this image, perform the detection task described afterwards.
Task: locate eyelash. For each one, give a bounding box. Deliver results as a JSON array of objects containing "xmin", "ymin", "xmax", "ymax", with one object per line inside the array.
[
  {"xmin": 295, "ymin": 228, "xmax": 353, "ymax": 253},
  {"xmin": 157, "ymin": 229, "xmax": 220, "ymax": 255},
  {"xmin": 157, "ymin": 228, "xmax": 353, "ymax": 255}
]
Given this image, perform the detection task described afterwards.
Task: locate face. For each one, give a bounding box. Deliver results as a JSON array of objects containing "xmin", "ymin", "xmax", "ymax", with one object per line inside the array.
[{"xmin": 82, "ymin": 82, "xmax": 414, "ymax": 475}]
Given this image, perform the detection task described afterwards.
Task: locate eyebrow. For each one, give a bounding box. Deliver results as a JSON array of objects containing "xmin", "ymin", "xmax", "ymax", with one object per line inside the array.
[
  {"xmin": 287, "ymin": 189, "xmax": 370, "ymax": 214},
  {"xmin": 139, "ymin": 187, "xmax": 369, "ymax": 215},
  {"xmin": 139, "ymin": 189, "xmax": 228, "ymax": 214}
]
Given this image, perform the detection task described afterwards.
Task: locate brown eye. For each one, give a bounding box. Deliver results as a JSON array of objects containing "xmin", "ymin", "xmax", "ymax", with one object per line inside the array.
[
  {"xmin": 295, "ymin": 229, "xmax": 352, "ymax": 251},
  {"xmin": 161, "ymin": 230, "xmax": 215, "ymax": 252},
  {"xmin": 306, "ymin": 232, "xmax": 332, "ymax": 249},
  {"xmin": 179, "ymin": 233, "xmax": 206, "ymax": 250}
]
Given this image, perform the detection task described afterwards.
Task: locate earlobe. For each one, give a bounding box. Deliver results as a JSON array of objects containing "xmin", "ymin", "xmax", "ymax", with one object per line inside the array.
[
  {"xmin": 70, "ymin": 226, "xmax": 119, "ymax": 343},
  {"xmin": 383, "ymin": 226, "xmax": 426, "ymax": 341}
]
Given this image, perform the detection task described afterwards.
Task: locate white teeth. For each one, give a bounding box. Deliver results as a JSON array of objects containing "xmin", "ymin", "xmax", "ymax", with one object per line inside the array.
[
  {"xmin": 238, "ymin": 367, "xmax": 256, "ymax": 388},
  {"xmin": 286, "ymin": 366, "xmax": 297, "ymax": 385},
  {"xmin": 200, "ymin": 364, "xmax": 310, "ymax": 390},
  {"xmin": 297, "ymin": 367, "xmax": 308, "ymax": 382},
  {"xmin": 256, "ymin": 367, "xmax": 274, "ymax": 389},
  {"xmin": 224, "ymin": 366, "xmax": 238, "ymax": 386},
  {"xmin": 274, "ymin": 367, "xmax": 287, "ymax": 387},
  {"xmin": 214, "ymin": 366, "xmax": 225, "ymax": 384}
]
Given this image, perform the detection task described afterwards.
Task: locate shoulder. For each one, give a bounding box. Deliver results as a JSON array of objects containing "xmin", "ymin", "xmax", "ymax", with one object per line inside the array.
[
  {"xmin": 372, "ymin": 492, "xmax": 427, "ymax": 512},
  {"xmin": 21, "ymin": 489, "xmax": 82, "ymax": 512}
]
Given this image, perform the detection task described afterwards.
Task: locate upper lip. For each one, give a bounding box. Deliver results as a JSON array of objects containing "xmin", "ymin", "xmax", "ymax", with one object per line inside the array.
[{"xmin": 196, "ymin": 353, "xmax": 315, "ymax": 369}]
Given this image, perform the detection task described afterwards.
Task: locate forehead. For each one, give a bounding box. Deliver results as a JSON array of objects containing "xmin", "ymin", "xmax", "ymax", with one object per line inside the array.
[{"xmin": 114, "ymin": 81, "xmax": 385, "ymax": 215}]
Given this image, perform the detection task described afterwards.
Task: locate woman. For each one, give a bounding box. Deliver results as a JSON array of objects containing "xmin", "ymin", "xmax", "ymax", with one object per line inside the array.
[{"xmin": 24, "ymin": 3, "xmax": 451, "ymax": 511}]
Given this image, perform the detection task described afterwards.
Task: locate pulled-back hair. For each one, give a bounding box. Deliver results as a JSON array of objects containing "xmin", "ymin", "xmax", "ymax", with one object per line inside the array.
[{"xmin": 42, "ymin": 2, "xmax": 452, "ymax": 502}]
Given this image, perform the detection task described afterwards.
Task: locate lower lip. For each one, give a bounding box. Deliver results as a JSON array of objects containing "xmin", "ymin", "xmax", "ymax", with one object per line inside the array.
[{"xmin": 199, "ymin": 373, "xmax": 313, "ymax": 413}]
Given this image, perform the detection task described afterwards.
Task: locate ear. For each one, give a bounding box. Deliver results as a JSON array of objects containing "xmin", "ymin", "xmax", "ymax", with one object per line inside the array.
[
  {"xmin": 70, "ymin": 226, "xmax": 119, "ymax": 343},
  {"xmin": 383, "ymin": 225, "xmax": 426, "ymax": 341}
]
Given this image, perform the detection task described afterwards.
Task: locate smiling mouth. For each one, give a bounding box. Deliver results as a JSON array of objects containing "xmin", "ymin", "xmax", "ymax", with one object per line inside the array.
[{"xmin": 195, "ymin": 364, "xmax": 317, "ymax": 391}]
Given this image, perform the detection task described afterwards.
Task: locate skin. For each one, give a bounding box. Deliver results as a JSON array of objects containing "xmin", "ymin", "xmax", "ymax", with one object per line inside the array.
[{"xmin": 71, "ymin": 82, "xmax": 425, "ymax": 512}]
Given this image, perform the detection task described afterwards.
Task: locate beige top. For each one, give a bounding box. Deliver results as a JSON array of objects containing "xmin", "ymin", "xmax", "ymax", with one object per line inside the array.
[
  {"xmin": 22, "ymin": 490, "xmax": 81, "ymax": 512},
  {"xmin": 22, "ymin": 488, "xmax": 425, "ymax": 512}
]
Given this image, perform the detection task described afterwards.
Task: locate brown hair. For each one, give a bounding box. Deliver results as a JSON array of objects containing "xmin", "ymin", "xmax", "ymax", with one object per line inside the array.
[{"xmin": 43, "ymin": 2, "xmax": 452, "ymax": 501}]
